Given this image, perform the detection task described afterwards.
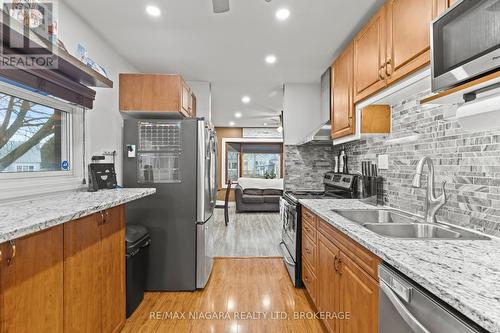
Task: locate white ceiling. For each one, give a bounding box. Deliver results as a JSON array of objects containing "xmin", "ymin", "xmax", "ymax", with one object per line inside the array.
[{"xmin": 64, "ymin": 0, "xmax": 384, "ymax": 127}]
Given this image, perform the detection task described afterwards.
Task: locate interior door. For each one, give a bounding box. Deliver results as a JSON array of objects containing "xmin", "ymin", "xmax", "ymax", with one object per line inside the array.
[{"xmin": 386, "ymin": 0, "xmax": 434, "ymax": 84}]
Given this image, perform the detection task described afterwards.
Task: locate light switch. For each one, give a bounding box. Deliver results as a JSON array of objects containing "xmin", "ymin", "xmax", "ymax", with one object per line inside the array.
[{"xmin": 378, "ymin": 154, "xmax": 389, "ymax": 170}]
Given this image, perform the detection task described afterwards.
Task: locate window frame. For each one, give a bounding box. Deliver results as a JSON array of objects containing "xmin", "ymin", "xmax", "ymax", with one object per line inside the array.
[
  {"xmin": 221, "ymin": 138, "xmax": 284, "ymax": 186},
  {"xmin": 0, "ymin": 80, "xmax": 85, "ymax": 200}
]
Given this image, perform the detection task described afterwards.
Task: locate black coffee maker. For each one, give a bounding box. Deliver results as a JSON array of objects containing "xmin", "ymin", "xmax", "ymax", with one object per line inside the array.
[{"xmin": 88, "ymin": 156, "xmax": 117, "ymax": 192}]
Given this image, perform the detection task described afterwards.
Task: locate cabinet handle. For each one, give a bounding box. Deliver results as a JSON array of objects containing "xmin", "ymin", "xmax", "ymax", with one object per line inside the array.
[
  {"xmin": 8, "ymin": 240, "xmax": 16, "ymax": 266},
  {"xmin": 386, "ymin": 58, "xmax": 393, "ymax": 77},
  {"xmin": 99, "ymin": 211, "xmax": 105, "ymax": 225},
  {"xmin": 304, "ymin": 226, "xmax": 311, "ymax": 233},
  {"xmin": 334, "ymin": 255, "xmax": 338, "ymax": 272},
  {"xmin": 338, "ymin": 258, "xmax": 344, "ymax": 275},
  {"xmin": 305, "ymin": 248, "xmax": 311, "ymax": 254}
]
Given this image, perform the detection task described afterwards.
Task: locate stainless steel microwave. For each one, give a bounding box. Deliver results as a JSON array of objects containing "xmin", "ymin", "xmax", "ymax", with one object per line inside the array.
[{"xmin": 431, "ymin": 0, "xmax": 500, "ymax": 92}]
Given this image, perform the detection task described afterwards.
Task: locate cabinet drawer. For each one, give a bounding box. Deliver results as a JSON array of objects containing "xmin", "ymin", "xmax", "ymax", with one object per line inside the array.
[
  {"xmin": 318, "ymin": 218, "xmax": 380, "ymax": 280},
  {"xmin": 302, "ymin": 233, "xmax": 317, "ymax": 272},
  {"xmin": 302, "ymin": 259, "xmax": 317, "ymax": 304},
  {"xmin": 302, "ymin": 207, "xmax": 317, "ymax": 225},
  {"xmin": 302, "ymin": 218, "xmax": 317, "ymax": 243}
]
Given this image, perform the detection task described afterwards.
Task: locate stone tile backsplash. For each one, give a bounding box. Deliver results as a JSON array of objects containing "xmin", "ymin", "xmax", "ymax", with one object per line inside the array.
[
  {"xmin": 284, "ymin": 144, "xmax": 334, "ymax": 191},
  {"xmin": 285, "ymin": 89, "xmax": 500, "ymax": 237},
  {"xmin": 334, "ymin": 90, "xmax": 500, "ymax": 237}
]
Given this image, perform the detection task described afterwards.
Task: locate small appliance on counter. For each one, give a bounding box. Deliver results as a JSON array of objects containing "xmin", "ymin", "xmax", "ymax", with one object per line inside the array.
[
  {"xmin": 87, "ymin": 157, "xmax": 117, "ymax": 192},
  {"xmin": 279, "ymin": 171, "xmax": 380, "ymax": 287}
]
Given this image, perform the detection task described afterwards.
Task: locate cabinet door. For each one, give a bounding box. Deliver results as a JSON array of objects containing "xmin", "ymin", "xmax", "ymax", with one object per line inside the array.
[
  {"xmin": 64, "ymin": 213, "xmax": 102, "ymax": 333},
  {"xmin": 353, "ymin": 6, "xmax": 386, "ymax": 102},
  {"xmin": 331, "ymin": 43, "xmax": 355, "ymax": 139},
  {"xmin": 386, "ymin": 0, "xmax": 435, "ymax": 84},
  {"xmin": 317, "ymin": 233, "xmax": 341, "ymax": 333},
  {"xmin": 101, "ymin": 206, "xmax": 126, "ymax": 333},
  {"xmin": 339, "ymin": 253, "xmax": 379, "ymax": 333},
  {"xmin": 181, "ymin": 83, "xmax": 191, "ymax": 116},
  {"xmin": 0, "ymin": 226, "xmax": 64, "ymax": 333}
]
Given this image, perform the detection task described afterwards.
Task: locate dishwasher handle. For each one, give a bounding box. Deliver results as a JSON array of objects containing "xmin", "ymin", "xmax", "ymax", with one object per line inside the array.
[{"xmin": 380, "ymin": 281, "xmax": 431, "ymax": 333}]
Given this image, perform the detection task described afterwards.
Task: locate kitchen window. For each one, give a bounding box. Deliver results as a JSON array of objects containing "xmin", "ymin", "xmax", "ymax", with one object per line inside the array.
[
  {"xmin": 0, "ymin": 94, "xmax": 71, "ymax": 173},
  {"xmin": 0, "ymin": 80, "xmax": 84, "ymax": 200},
  {"xmin": 225, "ymin": 142, "xmax": 283, "ymax": 181}
]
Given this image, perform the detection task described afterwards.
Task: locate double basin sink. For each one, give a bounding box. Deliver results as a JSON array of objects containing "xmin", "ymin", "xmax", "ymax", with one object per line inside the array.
[{"xmin": 332, "ymin": 209, "xmax": 490, "ymax": 240}]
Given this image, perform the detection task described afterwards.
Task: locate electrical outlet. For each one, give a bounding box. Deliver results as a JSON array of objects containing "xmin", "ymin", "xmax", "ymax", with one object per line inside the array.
[{"xmin": 378, "ymin": 154, "xmax": 389, "ymax": 170}]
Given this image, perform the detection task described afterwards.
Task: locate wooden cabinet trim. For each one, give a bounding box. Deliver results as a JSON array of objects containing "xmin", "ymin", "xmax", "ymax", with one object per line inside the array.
[
  {"xmin": 302, "ymin": 232, "xmax": 317, "ymax": 273},
  {"xmin": 302, "ymin": 217, "xmax": 317, "ymax": 244},
  {"xmin": 302, "ymin": 258, "xmax": 317, "ymax": 304}
]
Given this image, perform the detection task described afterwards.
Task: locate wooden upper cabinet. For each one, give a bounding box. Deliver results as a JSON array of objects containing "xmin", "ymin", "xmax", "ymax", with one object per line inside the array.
[
  {"xmin": 332, "ymin": 42, "xmax": 355, "ymax": 139},
  {"xmin": 339, "ymin": 253, "xmax": 379, "ymax": 333},
  {"xmin": 0, "ymin": 226, "xmax": 64, "ymax": 333},
  {"xmin": 353, "ymin": 6, "xmax": 387, "ymax": 103},
  {"xmin": 191, "ymin": 93, "xmax": 197, "ymax": 118},
  {"xmin": 386, "ymin": 0, "xmax": 435, "ymax": 84},
  {"xmin": 119, "ymin": 74, "xmax": 195, "ymax": 117},
  {"xmin": 317, "ymin": 233, "xmax": 341, "ymax": 333}
]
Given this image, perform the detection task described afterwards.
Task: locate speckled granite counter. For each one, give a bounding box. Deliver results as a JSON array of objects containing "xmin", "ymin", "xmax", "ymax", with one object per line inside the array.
[
  {"xmin": 0, "ymin": 188, "xmax": 156, "ymax": 243},
  {"xmin": 299, "ymin": 199, "xmax": 500, "ymax": 333}
]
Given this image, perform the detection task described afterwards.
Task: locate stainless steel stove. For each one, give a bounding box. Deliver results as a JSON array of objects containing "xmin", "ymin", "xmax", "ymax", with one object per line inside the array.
[{"xmin": 279, "ymin": 172, "xmax": 377, "ymax": 287}]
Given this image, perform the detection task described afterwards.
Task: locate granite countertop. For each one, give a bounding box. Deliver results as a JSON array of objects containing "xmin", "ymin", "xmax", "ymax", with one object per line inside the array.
[
  {"xmin": 299, "ymin": 199, "xmax": 500, "ymax": 333},
  {"xmin": 0, "ymin": 188, "xmax": 156, "ymax": 243}
]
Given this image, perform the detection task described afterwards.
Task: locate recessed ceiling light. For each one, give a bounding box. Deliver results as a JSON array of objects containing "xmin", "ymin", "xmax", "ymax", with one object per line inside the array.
[
  {"xmin": 235, "ymin": 112, "xmax": 242, "ymax": 118},
  {"xmin": 277, "ymin": 126, "xmax": 283, "ymax": 133},
  {"xmin": 146, "ymin": 5, "xmax": 161, "ymax": 17},
  {"xmin": 263, "ymin": 123, "xmax": 268, "ymax": 126},
  {"xmin": 241, "ymin": 96, "xmax": 251, "ymax": 104},
  {"xmin": 265, "ymin": 55, "xmax": 277, "ymax": 65},
  {"xmin": 276, "ymin": 8, "xmax": 290, "ymax": 21},
  {"xmin": 229, "ymin": 121, "xmax": 235, "ymax": 126}
]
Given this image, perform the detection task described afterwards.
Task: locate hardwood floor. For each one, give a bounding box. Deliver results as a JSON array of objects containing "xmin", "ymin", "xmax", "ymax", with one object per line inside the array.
[
  {"xmin": 122, "ymin": 258, "xmax": 325, "ymax": 333},
  {"xmin": 213, "ymin": 207, "xmax": 282, "ymax": 257}
]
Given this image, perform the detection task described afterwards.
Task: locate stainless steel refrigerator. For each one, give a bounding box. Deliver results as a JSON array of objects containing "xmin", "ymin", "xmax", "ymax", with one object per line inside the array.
[{"xmin": 123, "ymin": 118, "xmax": 217, "ymax": 291}]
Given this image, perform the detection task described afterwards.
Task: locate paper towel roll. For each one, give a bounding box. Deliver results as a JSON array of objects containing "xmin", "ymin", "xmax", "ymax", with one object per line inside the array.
[{"xmin": 456, "ymin": 94, "xmax": 500, "ymax": 131}]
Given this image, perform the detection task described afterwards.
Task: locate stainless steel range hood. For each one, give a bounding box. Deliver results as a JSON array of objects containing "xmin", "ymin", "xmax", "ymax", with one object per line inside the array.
[
  {"xmin": 298, "ymin": 67, "xmax": 332, "ymax": 145},
  {"xmin": 297, "ymin": 122, "xmax": 332, "ymax": 145}
]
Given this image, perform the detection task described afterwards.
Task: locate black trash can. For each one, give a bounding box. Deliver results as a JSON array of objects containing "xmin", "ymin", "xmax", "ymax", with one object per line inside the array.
[{"xmin": 126, "ymin": 225, "xmax": 151, "ymax": 318}]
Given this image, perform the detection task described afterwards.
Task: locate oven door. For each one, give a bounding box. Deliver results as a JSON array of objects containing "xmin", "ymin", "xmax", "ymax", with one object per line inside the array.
[
  {"xmin": 279, "ymin": 198, "xmax": 298, "ymax": 285},
  {"xmin": 432, "ymin": 0, "xmax": 500, "ymax": 92},
  {"xmin": 280, "ymin": 198, "xmax": 297, "ymax": 261}
]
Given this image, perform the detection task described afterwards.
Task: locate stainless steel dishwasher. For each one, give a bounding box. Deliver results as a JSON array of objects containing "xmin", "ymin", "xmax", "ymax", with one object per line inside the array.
[{"xmin": 379, "ymin": 264, "xmax": 487, "ymax": 333}]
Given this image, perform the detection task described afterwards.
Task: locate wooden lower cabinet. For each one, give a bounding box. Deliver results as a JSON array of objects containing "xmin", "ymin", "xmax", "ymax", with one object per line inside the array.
[
  {"xmin": 0, "ymin": 205, "xmax": 125, "ymax": 333},
  {"xmin": 317, "ymin": 233, "xmax": 341, "ymax": 333},
  {"xmin": 65, "ymin": 205, "xmax": 126, "ymax": 333},
  {"xmin": 303, "ymin": 212, "xmax": 381, "ymax": 333},
  {"xmin": 0, "ymin": 225, "xmax": 64, "ymax": 333},
  {"xmin": 339, "ymin": 253, "xmax": 379, "ymax": 333},
  {"xmin": 101, "ymin": 206, "xmax": 126, "ymax": 333}
]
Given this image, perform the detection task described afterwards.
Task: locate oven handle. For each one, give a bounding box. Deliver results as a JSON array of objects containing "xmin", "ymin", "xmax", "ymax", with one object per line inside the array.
[
  {"xmin": 279, "ymin": 241, "xmax": 296, "ymax": 267},
  {"xmin": 380, "ymin": 281, "xmax": 430, "ymax": 333}
]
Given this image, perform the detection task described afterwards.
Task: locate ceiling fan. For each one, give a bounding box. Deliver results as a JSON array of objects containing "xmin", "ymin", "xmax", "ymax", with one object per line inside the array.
[{"xmin": 212, "ymin": 0, "xmax": 272, "ymax": 14}]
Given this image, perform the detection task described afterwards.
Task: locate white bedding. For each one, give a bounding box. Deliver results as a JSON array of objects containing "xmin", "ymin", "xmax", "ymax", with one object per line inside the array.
[{"xmin": 237, "ymin": 177, "xmax": 284, "ymax": 190}]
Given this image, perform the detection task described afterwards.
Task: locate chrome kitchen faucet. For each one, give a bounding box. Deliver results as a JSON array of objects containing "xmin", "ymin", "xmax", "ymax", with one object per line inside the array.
[{"xmin": 412, "ymin": 157, "xmax": 448, "ymax": 224}]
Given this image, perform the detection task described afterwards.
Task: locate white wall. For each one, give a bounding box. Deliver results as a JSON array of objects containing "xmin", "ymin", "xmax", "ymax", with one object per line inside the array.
[
  {"xmin": 186, "ymin": 80, "xmax": 211, "ymax": 123},
  {"xmin": 58, "ymin": 1, "xmax": 138, "ymax": 185},
  {"xmin": 282, "ymin": 83, "xmax": 322, "ymax": 145}
]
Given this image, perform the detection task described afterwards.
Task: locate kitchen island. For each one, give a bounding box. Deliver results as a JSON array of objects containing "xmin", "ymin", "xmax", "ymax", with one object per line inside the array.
[{"xmin": 300, "ymin": 199, "xmax": 500, "ymax": 333}]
